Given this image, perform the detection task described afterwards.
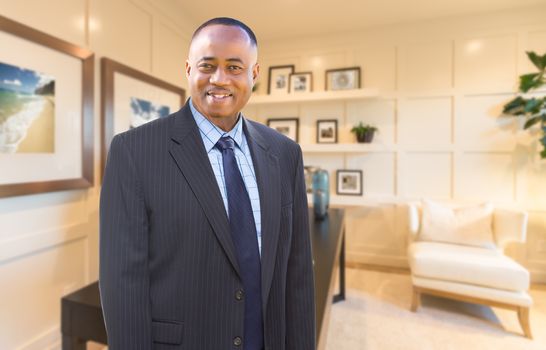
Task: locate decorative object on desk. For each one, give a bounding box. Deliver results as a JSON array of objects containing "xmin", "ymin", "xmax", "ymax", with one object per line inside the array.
[
  {"xmin": 268, "ymin": 65, "xmax": 294, "ymax": 95},
  {"xmin": 312, "ymin": 168, "xmax": 329, "ymax": 220},
  {"xmin": 267, "ymin": 117, "xmax": 299, "ymax": 142},
  {"xmin": 101, "ymin": 58, "xmax": 185, "ymax": 180},
  {"xmin": 289, "ymin": 72, "xmax": 313, "ymax": 93},
  {"xmin": 317, "ymin": 119, "xmax": 338, "ymax": 143},
  {"xmin": 304, "ymin": 165, "xmax": 319, "ymax": 193},
  {"xmin": 502, "ymin": 51, "xmax": 546, "ymax": 159},
  {"xmin": 336, "ymin": 169, "xmax": 362, "ymax": 195},
  {"xmin": 351, "ymin": 122, "xmax": 377, "ymax": 143},
  {"xmin": 325, "ymin": 66, "xmax": 361, "ymax": 91},
  {"xmin": 0, "ymin": 15, "xmax": 94, "ymax": 198}
]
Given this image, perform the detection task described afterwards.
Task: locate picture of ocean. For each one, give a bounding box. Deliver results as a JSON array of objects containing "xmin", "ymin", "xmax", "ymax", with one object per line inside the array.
[
  {"xmin": 130, "ymin": 97, "xmax": 170, "ymax": 129},
  {"xmin": 0, "ymin": 61, "xmax": 56, "ymax": 154}
]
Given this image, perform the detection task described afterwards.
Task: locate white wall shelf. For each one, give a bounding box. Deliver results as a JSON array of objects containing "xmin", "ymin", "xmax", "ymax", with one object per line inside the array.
[
  {"xmin": 301, "ymin": 143, "xmax": 393, "ymax": 153},
  {"xmin": 248, "ymin": 88, "xmax": 379, "ymax": 105},
  {"xmin": 306, "ymin": 194, "xmax": 402, "ymax": 207}
]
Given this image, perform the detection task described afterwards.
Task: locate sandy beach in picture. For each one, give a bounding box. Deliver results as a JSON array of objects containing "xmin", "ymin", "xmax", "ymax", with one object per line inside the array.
[
  {"xmin": 0, "ymin": 61, "xmax": 55, "ymax": 153},
  {"xmin": 16, "ymin": 96, "xmax": 55, "ymax": 152}
]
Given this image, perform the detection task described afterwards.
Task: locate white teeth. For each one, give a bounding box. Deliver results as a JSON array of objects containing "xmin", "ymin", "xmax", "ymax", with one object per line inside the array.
[{"xmin": 207, "ymin": 92, "xmax": 231, "ymax": 98}]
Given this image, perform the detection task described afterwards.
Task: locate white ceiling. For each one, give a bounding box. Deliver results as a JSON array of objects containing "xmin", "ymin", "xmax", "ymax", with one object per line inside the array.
[{"xmin": 175, "ymin": 0, "xmax": 546, "ymax": 40}]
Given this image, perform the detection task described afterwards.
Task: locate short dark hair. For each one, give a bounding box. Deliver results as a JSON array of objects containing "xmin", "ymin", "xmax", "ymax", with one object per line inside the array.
[{"xmin": 191, "ymin": 17, "xmax": 258, "ymax": 47}]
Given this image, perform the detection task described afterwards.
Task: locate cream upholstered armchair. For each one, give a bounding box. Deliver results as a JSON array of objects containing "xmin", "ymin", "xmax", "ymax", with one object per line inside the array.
[{"xmin": 406, "ymin": 199, "xmax": 532, "ymax": 338}]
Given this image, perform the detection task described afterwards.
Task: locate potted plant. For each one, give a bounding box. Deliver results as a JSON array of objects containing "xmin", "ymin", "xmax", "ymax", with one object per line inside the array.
[
  {"xmin": 351, "ymin": 122, "xmax": 378, "ymax": 143},
  {"xmin": 502, "ymin": 51, "xmax": 546, "ymax": 158}
]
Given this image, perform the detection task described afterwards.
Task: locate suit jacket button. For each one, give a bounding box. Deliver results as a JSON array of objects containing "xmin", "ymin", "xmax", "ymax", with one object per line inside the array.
[
  {"xmin": 233, "ymin": 336, "xmax": 242, "ymax": 346},
  {"xmin": 235, "ymin": 289, "xmax": 244, "ymax": 301}
]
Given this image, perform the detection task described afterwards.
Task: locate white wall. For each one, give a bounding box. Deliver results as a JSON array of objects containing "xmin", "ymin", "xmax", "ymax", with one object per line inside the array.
[
  {"xmin": 0, "ymin": 1, "xmax": 194, "ymax": 349},
  {"xmin": 244, "ymin": 5, "xmax": 546, "ymax": 280}
]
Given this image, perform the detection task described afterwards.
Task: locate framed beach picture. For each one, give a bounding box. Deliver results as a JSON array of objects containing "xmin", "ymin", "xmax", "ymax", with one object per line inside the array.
[
  {"xmin": 316, "ymin": 119, "xmax": 338, "ymax": 143},
  {"xmin": 268, "ymin": 65, "xmax": 295, "ymax": 95},
  {"xmin": 101, "ymin": 58, "xmax": 185, "ymax": 180},
  {"xmin": 0, "ymin": 15, "xmax": 94, "ymax": 197},
  {"xmin": 336, "ymin": 170, "xmax": 363, "ymax": 195},
  {"xmin": 267, "ymin": 118, "xmax": 299, "ymax": 142},
  {"xmin": 289, "ymin": 72, "xmax": 313, "ymax": 93},
  {"xmin": 325, "ymin": 67, "xmax": 361, "ymax": 91}
]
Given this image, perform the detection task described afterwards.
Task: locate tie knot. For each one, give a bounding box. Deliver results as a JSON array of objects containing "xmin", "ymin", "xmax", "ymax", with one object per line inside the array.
[{"xmin": 215, "ymin": 136, "xmax": 235, "ymax": 151}]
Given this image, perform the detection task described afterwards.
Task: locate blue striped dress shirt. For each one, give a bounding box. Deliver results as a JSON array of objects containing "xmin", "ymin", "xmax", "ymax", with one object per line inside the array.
[{"xmin": 189, "ymin": 99, "xmax": 262, "ymax": 255}]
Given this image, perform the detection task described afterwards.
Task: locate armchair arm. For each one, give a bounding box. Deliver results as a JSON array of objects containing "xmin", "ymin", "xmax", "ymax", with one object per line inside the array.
[
  {"xmin": 407, "ymin": 203, "xmax": 421, "ymax": 242},
  {"xmin": 493, "ymin": 208, "xmax": 528, "ymax": 249}
]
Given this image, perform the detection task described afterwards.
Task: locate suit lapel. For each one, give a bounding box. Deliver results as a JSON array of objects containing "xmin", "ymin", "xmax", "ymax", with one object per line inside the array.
[
  {"xmin": 243, "ymin": 119, "xmax": 281, "ymax": 310},
  {"xmin": 168, "ymin": 102, "xmax": 240, "ymax": 278}
]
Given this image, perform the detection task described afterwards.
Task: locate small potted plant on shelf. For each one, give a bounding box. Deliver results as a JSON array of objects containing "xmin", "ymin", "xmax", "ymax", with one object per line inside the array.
[{"xmin": 351, "ymin": 122, "xmax": 378, "ymax": 143}]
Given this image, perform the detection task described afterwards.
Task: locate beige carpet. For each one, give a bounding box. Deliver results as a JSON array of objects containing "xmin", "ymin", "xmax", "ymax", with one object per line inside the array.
[{"xmin": 325, "ymin": 268, "xmax": 546, "ymax": 350}]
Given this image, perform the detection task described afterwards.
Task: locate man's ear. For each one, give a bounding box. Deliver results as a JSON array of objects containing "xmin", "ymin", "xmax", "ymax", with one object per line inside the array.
[
  {"xmin": 252, "ymin": 63, "xmax": 260, "ymax": 84},
  {"xmin": 185, "ymin": 60, "xmax": 191, "ymax": 79}
]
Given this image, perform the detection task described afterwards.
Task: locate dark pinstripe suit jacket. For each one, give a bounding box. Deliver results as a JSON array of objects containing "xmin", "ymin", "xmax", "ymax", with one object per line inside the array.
[{"xmin": 99, "ymin": 101, "xmax": 316, "ymax": 350}]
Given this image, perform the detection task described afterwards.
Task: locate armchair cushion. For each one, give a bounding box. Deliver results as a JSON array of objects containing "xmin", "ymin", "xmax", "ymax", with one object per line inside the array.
[
  {"xmin": 419, "ymin": 199, "xmax": 495, "ymax": 249},
  {"xmin": 409, "ymin": 242, "xmax": 530, "ymax": 292}
]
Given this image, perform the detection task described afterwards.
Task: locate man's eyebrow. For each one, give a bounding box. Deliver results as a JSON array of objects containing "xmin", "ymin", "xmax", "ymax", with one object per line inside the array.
[
  {"xmin": 197, "ymin": 57, "xmax": 244, "ymax": 64},
  {"xmin": 226, "ymin": 58, "xmax": 244, "ymax": 64}
]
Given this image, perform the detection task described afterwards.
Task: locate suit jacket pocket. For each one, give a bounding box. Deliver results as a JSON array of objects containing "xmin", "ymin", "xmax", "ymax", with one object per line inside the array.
[{"xmin": 152, "ymin": 319, "xmax": 183, "ymax": 345}]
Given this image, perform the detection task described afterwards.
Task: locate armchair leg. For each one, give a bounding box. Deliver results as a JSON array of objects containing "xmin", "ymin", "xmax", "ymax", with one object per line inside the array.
[
  {"xmin": 517, "ymin": 307, "xmax": 532, "ymax": 339},
  {"xmin": 411, "ymin": 287, "xmax": 421, "ymax": 312}
]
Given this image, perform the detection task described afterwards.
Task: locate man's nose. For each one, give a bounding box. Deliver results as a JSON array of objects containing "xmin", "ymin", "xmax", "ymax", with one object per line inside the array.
[{"xmin": 210, "ymin": 67, "xmax": 229, "ymax": 85}]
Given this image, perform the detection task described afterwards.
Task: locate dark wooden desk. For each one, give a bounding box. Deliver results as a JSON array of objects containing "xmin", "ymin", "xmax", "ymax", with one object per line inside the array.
[{"xmin": 61, "ymin": 208, "xmax": 345, "ymax": 349}]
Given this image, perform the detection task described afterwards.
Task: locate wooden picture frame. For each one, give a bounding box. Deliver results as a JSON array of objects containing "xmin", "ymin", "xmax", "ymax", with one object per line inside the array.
[
  {"xmin": 101, "ymin": 58, "xmax": 186, "ymax": 181},
  {"xmin": 316, "ymin": 119, "xmax": 338, "ymax": 144},
  {"xmin": 289, "ymin": 72, "xmax": 313, "ymax": 93},
  {"xmin": 336, "ymin": 169, "xmax": 363, "ymax": 195},
  {"xmin": 0, "ymin": 15, "xmax": 94, "ymax": 198},
  {"xmin": 266, "ymin": 118, "xmax": 299, "ymax": 142},
  {"xmin": 325, "ymin": 67, "xmax": 361, "ymax": 91},
  {"xmin": 268, "ymin": 65, "xmax": 295, "ymax": 95}
]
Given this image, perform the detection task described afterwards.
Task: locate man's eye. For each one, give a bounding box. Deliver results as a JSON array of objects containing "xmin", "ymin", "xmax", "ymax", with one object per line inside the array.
[
  {"xmin": 228, "ymin": 66, "xmax": 242, "ymax": 71},
  {"xmin": 199, "ymin": 64, "xmax": 214, "ymax": 69}
]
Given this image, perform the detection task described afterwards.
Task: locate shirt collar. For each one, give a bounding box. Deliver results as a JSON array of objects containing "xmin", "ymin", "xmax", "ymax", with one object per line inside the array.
[{"xmin": 189, "ymin": 98, "xmax": 244, "ymax": 153}]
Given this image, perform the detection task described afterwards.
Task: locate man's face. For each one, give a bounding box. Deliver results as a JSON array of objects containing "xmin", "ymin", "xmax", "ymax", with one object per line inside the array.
[{"xmin": 186, "ymin": 25, "xmax": 259, "ymax": 129}]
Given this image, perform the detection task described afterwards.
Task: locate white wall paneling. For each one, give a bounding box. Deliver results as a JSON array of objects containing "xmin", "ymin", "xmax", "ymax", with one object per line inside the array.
[
  {"xmin": 456, "ymin": 94, "xmax": 520, "ymax": 151},
  {"xmin": 400, "ymin": 152, "xmax": 452, "ymax": 199},
  {"xmin": 454, "ymin": 34, "xmax": 518, "ymax": 93},
  {"xmin": 352, "ymin": 46, "xmax": 397, "ymax": 92},
  {"xmin": 0, "ymin": 0, "xmax": 86, "ymax": 46},
  {"xmin": 398, "ymin": 97, "xmax": 452, "ymax": 146},
  {"xmin": 402, "ymin": 41, "xmax": 453, "ymax": 91}
]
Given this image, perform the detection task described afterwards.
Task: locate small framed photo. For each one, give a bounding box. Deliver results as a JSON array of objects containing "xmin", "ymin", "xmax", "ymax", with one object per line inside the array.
[
  {"xmin": 289, "ymin": 72, "xmax": 313, "ymax": 93},
  {"xmin": 336, "ymin": 170, "xmax": 363, "ymax": 195},
  {"xmin": 268, "ymin": 65, "xmax": 295, "ymax": 95},
  {"xmin": 316, "ymin": 119, "xmax": 338, "ymax": 143},
  {"xmin": 267, "ymin": 118, "xmax": 299, "ymax": 142},
  {"xmin": 325, "ymin": 67, "xmax": 361, "ymax": 91}
]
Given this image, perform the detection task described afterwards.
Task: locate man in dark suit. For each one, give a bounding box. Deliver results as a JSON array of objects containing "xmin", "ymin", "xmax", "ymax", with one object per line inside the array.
[{"xmin": 99, "ymin": 17, "xmax": 316, "ymax": 350}]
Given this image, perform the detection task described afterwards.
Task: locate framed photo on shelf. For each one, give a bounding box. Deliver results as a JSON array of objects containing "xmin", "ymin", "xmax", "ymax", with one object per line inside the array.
[
  {"xmin": 0, "ymin": 15, "xmax": 94, "ymax": 198},
  {"xmin": 289, "ymin": 72, "xmax": 313, "ymax": 93},
  {"xmin": 325, "ymin": 66, "xmax": 361, "ymax": 91},
  {"xmin": 268, "ymin": 65, "xmax": 295, "ymax": 95},
  {"xmin": 316, "ymin": 119, "xmax": 338, "ymax": 144},
  {"xmin": 101, "ymin": 58, "xmax": 185, "ymax": 180},
  {"xmin": 267, "ymin": 118, "xmax": 299, "ymax": 142},
  {"xmin": 336, "ymin": 169, "xmax": 363, "ymax": 195}
]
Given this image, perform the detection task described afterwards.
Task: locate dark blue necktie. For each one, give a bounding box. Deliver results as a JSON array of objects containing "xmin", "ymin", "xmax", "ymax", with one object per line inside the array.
[{"xmin": 215, "ymin": 136, "xmax": 263, "ymax": 350}]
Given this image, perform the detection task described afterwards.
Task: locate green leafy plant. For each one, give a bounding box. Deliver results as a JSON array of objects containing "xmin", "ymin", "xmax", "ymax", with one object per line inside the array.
[
  {"xmin": 503, "ymin": 51, "xmax": 546, "ymax": 158},
  {"xmin": 351, "ymin": 122, "xmax": 378, "ymax": 143}
]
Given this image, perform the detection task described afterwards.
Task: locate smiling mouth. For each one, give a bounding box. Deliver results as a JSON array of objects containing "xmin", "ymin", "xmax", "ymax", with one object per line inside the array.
[{"xmin": 206, "ymin": 91, "xmax": 233, "ymax": 100}]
